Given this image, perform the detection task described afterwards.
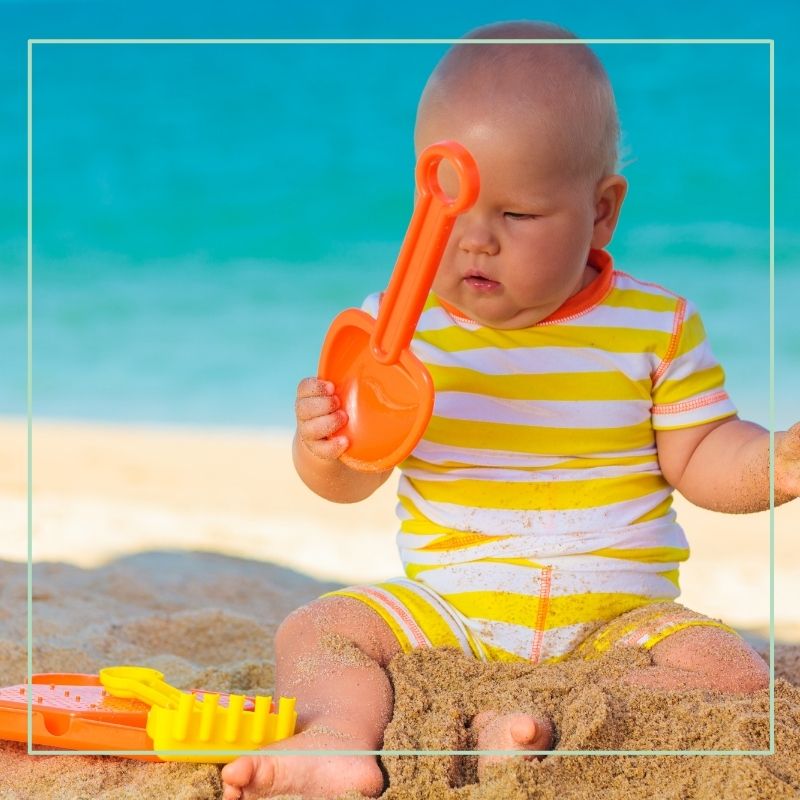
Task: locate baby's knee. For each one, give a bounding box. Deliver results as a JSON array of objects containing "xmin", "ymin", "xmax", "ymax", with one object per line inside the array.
[
  {"xmin": 274, "ymin": 599, "xmax": 344, "ymax": 650},
  {"xmin": 651, "ymin": 625, "xmax": 769, "ymax": 694},
  {"xmin": 274, "ymin": 596, "xmax": 400, "ymax": 666},
  {"xmin": 699, "ymin": 630, "xmax": 770, "ymax": 694},
  {"xmin": 705, "ymin": 653, "xmax": 769, "ymax": 694},
  {"xmin": 723, "ymin": 653, "xmax": 770, "ymax": 694},
  {"xmin": 274, "ymin": 603, "xmax": 321, "ymax": 653}
]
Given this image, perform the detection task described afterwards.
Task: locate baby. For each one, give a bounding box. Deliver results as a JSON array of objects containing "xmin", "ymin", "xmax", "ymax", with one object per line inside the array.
[{"xmin": 222, "ymin": 20, "xmax": 800, "ymax": 800}]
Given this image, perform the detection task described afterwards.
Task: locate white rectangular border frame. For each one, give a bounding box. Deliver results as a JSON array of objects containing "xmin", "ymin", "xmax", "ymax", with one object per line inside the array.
[{"xmin": 26, "ymin": 37, "xmax": 776, "ymax": 759}]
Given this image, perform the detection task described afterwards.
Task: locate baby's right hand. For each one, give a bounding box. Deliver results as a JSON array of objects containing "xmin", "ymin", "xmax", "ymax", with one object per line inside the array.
[{"xmin": 294, "ymin": 377, "xmax": 349, "ymax": 461}]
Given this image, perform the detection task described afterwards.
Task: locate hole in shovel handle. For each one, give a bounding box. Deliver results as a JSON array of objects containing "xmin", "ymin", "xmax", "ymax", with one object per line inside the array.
[{"xmin": 416, "ymin": 141, "xmax": 480, "ymax": 213}]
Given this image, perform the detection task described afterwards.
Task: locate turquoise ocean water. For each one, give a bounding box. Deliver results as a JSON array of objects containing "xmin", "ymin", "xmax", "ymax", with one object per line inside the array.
[{"xmin": 1, "ymin": 1, "xmax": 797, "ymax": 430}]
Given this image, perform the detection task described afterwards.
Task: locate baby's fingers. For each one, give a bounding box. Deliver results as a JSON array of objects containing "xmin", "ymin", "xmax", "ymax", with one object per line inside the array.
[
  {"xmin": 296, "ymin": 390, "xmax": 340, "ymax": 422},
  {"xmin": 298, "ymin": 406, "xmax": 348, "ymax": 441},
  {"xmin": 295, "ymin": 376, "xmax": 342, "ymax": 424},
  {"xmin": 302, "ymin": 433, "xmax": 350, "ymax": 462},
  {"xmin": 297, "ymin": 409, "xmax": 349, "ymax": 458},
  {"xmin": 776, "ymin": 422, "xmax": 800, "ymax": 499},
  {"xmin": 294, "ymin": 376, "xmax": 350, "ymax": 460},
  {"xmin": 296, "ymin": 377, "xmax": 335, "ymax": 400},
  {"xmin": 779, "ymin": 422, "xmax": 800, "ymax": 458}
]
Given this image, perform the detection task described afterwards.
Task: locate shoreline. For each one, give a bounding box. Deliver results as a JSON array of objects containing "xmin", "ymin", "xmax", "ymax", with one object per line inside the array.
[{"xmin": 2, "ymin": 415, "xmax": 798, "ymax": 638}]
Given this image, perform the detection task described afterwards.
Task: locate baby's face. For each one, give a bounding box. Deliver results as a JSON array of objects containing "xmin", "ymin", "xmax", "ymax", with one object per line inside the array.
[{"xmin": 416, "ymin": 100, "xmax": 616, "ymax": 329}]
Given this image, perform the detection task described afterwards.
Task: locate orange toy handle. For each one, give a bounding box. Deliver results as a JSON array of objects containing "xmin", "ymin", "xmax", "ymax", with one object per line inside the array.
[{"xmin": 370, "ymin": 141, "xmax": 479, "ymax": 365}]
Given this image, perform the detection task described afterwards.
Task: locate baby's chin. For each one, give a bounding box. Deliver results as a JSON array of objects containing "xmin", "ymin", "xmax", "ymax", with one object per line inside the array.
[{"xmin": 447, "ymin": 298, "xmax": 550, "ymax": 330}]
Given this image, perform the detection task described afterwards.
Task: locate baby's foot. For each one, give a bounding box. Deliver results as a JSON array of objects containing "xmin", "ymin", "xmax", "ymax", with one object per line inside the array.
[
  {"xmin": 220, "ymin": 727, "xmax": 384, "ymax": 800},
  {"xmin": 472, "ymin": 710, "xmax": 554, "ymax": 781}
]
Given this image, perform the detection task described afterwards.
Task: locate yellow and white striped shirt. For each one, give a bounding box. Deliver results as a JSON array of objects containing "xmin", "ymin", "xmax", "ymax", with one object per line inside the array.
[{"xmin": 352, "ymin": 249, "xmax": 736, "ymax": 662}]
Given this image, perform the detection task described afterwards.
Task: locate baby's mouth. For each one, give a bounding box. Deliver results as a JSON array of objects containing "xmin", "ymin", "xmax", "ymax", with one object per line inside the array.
[{"xmin": 463, "ymin": 271, "xmax": 500, "ymax": 290}]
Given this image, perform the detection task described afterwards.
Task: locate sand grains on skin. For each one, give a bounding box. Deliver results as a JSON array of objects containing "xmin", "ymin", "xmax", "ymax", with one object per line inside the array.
[{"xmin": 221, "ymin": 729, "xmax": 384, "ymax": 800}]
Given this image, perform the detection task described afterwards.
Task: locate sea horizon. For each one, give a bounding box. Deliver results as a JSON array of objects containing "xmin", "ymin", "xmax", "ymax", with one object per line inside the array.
[{"xmin": 1, "ymin": 1, "xmax": 797, "ymax": 432}]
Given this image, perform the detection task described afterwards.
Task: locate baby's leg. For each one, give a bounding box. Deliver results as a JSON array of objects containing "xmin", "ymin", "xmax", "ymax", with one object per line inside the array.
[
  {"xmin": 623, "ymin": 625, "xmax": 769, "ymax": 693},
  {"xmin": 221, "ymin": 596, "xmax": 402, "ymax": 800}
]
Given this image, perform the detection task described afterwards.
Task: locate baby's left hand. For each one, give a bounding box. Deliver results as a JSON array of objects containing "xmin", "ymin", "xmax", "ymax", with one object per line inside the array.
[{"xmin": 775, "ymin": 422, "xmax": 800, "ymax": 500}]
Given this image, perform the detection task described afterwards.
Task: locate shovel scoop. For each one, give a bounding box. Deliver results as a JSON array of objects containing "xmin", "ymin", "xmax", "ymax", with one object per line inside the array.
[{"xmin": 318, "ymin": 140, "xmax": 479, "ymax": 472}]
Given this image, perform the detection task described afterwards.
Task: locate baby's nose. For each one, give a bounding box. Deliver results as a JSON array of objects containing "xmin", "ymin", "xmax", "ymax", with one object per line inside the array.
[{"xmin": 456, "ymin": 213, "xmax": 499, "ymax": 256}]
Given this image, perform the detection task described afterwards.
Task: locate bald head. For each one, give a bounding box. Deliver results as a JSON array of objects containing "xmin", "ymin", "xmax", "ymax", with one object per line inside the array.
[{"xmin": 415, "ymin": 21, "xmax": 620, "ymax": 182}]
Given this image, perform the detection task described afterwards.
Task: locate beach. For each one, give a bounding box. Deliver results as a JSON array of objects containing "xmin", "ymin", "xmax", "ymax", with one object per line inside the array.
[
  {"xmin": 2, "ymin": 0, "xmax": 798, "ymax": 795},
  {"xmin": 1, "ymin": 416, "xmax": 799, "ymax": 798}
]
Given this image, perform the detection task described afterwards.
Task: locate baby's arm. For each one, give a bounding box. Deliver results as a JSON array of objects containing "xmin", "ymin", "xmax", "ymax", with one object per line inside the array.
[
  {"xmin": 293, "ymin": 377, "xmax": 393, "ymax": 503},
  {"xmin": 656, "ymin": 418, "xmax": 800, "ymax": 513}
]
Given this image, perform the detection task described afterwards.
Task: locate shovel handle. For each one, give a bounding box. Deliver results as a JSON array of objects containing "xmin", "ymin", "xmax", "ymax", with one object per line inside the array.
[
  {"xmin": 370, "ymin": 141, "xmax": 479, "ymax": 364},
  {"xmin": 100, "ymin": 666, "xmax": 183, "ymax": 709}
]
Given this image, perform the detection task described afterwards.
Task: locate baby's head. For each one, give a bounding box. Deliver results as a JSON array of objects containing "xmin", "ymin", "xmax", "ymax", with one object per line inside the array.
[
  {"xmin": 416, "ymin": 21, "xmax": 628, "ymax": 329},
  {"xmin": 418, "ymin": 21, "xmax": 619, "ymax": 182}
]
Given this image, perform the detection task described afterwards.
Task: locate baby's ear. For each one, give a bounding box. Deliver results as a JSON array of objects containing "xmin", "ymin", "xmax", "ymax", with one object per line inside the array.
[{"xmin": 591, "ymin": 175, "xmax": 628, "ymax": 249}]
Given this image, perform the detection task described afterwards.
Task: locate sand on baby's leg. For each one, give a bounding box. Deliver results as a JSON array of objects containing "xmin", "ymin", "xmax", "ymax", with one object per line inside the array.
[
  {"xmin": 574, "ymin": 603, "xmax": 769, "ymax": 695},
  {"xmin": 621, "ymin": 624, "xmax": 770, "ymax": 693},
  {"xmin": 220, "ymin": 596, "xmax": 402, "ymax": 800}
]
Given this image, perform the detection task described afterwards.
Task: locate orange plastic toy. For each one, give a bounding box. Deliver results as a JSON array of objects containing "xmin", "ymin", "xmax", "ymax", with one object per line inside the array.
[
  {"xmin": 0, "ymin": 668, "xmax": 296, "ymax": 763},
  {"xmin": 0, "ymin": 672, "xmax": 157, "ymax": 758},
  {"xmin": 318, "ymin": 140, "xmax": 479, "ymax": 472}
]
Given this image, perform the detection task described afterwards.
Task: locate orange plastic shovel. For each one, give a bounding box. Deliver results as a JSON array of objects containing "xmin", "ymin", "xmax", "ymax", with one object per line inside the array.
[{"xmin": 318, "ymin": 140, "xmax": 479, "ymax": 472}]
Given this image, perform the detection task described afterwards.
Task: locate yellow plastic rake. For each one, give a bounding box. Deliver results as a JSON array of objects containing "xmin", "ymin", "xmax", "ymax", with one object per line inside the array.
[{"xmin": 99, "ymin": 666, "xmax": 296, "ymax": 763}]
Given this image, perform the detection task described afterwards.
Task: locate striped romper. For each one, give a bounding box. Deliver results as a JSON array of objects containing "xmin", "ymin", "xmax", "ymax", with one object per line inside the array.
[{"xmin": 326, "ymin": 249, "xmax": 739, "ymax": 663}]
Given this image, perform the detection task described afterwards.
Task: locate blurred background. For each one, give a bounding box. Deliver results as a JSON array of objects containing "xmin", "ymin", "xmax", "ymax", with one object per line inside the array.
[{"xmin": 0, "ymin": 0, "xmax": 796, "ymax": 432}]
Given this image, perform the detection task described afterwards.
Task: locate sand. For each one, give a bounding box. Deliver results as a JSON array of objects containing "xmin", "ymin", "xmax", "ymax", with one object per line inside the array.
[{"xmin": 1, "ymin": 417, "xmax": 799, "ymax": 798}]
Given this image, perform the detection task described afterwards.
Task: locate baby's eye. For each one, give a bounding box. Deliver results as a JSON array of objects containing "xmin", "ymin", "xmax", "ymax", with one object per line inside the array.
[{"xmin": 504, "ymin": 212, "xmax": 537, "ymax": 220}]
